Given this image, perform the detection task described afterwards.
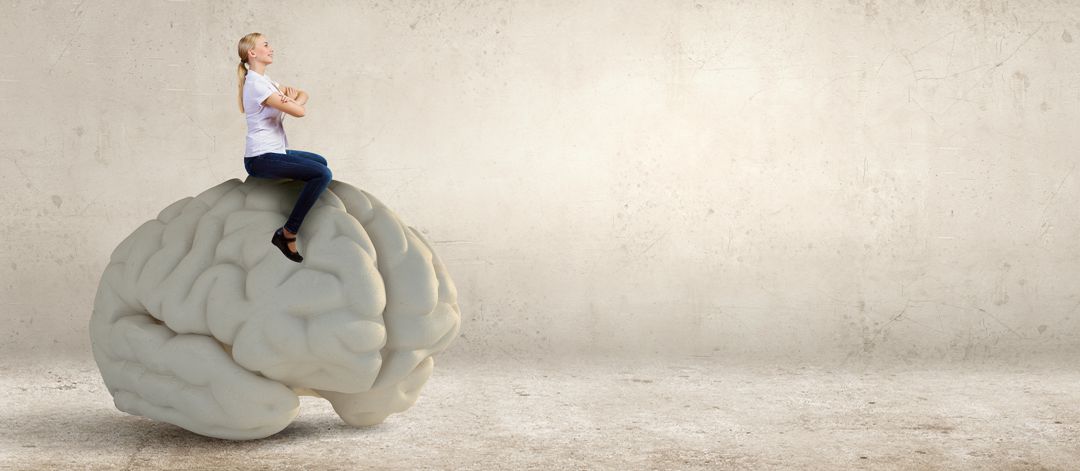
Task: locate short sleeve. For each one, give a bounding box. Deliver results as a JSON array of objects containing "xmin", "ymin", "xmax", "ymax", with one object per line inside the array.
[{"xmin": 243, "ymin": 78, "xmax": 276, "ymax": 112}]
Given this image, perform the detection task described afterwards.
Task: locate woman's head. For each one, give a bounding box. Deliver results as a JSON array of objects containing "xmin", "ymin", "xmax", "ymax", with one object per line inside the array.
[
  {"xmin": 236, "ymin": 33, "xmax": 274, "ymax": 112},
  {"xmin": 239, "ymin": 33, "xmax": 274, "ymax": 66}
]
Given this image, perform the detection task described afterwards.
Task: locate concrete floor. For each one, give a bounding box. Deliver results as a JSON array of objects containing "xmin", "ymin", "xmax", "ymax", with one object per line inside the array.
[{"xmin": 1, "ymin": 354, "xmax": 1077, "ymax": 470}]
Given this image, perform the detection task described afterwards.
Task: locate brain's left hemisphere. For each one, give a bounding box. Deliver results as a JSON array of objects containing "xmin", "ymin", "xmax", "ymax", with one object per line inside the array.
[{"xmin": 90, "ymin": 177, "xmax": 459, "ymax": 440}]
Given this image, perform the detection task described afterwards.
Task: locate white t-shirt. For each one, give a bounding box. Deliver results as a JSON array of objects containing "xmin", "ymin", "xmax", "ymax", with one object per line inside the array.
[{"xmin": 242, "ymin": 69, "xmax": 289, "ymax": 157}]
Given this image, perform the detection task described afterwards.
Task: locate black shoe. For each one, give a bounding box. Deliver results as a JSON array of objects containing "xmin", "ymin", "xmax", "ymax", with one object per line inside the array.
[{"xmin": 271, "ymin": 227, "xmax": 303, "ymax": 263}]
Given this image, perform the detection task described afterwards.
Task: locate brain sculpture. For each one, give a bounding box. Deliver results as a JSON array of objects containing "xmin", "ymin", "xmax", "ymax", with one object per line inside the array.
[{"xmin": 89, "ymin": 177, "xmax": 460, "ymax": 440}]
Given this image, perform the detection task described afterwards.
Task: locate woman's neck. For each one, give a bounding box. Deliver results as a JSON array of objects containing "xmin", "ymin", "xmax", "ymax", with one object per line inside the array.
[{"xmin": 249, "ymin": 62, "xmax": 267, "ymax": 75}]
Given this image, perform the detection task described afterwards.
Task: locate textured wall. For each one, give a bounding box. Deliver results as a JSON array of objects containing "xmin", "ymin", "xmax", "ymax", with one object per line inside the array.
[{"xmin": 3, "ymin": 0, "xmax": 1079, "ymax": 365}]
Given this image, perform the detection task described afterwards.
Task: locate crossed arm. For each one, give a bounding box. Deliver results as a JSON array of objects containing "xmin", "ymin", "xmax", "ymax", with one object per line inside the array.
[
  {"xmin": 261, "ymin": 84, "xmax": 309, "ymax": 118},
  {"xmin": 280, "ymin": 85, "xmax": 308, "ymax": 106}
]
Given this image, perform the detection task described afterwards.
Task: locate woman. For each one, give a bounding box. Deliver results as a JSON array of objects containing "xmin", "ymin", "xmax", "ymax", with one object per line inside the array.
[{"xmin": 237, "ymin": 32, "xmax": 332, "ymax": 263}]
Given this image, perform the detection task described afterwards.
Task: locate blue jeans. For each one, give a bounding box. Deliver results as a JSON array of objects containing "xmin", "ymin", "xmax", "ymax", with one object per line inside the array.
[{"xmin": 244, "ymin": 149, "xmax": 332, "ymax": 234}]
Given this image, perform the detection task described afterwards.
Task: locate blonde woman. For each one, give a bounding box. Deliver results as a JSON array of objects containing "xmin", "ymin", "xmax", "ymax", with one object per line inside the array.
[{"xmin": 237, "ymin": 32, "xmax": 332, "ymax": 263}]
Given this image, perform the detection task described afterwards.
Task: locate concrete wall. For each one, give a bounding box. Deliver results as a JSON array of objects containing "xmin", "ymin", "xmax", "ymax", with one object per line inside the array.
[{"xmin": 3, "ymin": 0, "xmax": 1079, "ymax": 365}]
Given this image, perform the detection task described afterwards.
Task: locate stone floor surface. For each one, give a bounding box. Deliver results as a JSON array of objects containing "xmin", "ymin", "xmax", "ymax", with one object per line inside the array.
[{"xmin": 1, "ymin": 353, "xmax": 1077, "ymax": 470}]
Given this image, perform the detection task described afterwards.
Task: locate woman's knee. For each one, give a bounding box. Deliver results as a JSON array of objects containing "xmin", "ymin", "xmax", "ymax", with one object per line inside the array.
[
  {"xmin": 293, "ymin": 149, "xmax": 327, "ymax": 166},
  {"xmin": 304, "ymin": 152, "xmax": 327, "ymax": 166}
]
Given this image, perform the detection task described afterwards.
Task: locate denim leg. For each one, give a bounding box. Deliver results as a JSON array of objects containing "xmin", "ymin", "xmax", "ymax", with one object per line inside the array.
[
  {"xmin": 286, "ymin": 149, "xmax": 328, "ymax": 167},
  {"xmin": 243, "ymin": 157, "xmax": 259, "ymax": 175},
  {"xmin": 245, "ymin": 152, "xmax": 333, "ymax": 234}
]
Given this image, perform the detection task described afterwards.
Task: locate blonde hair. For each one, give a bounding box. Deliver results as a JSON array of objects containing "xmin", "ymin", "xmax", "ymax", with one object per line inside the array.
[{"xmin": 236, "ymin": 32, "xmax": 262, "ymax": 113}]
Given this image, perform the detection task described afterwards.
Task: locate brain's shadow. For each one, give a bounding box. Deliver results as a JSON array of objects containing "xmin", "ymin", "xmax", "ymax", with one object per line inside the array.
[{"xmin": 7, "ymin": 399, "xmax": 385, "ymax": 451}]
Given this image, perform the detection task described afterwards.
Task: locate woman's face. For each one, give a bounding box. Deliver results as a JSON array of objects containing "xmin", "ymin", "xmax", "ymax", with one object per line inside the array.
[{"xmin": 249, "ymin": 37, "xmax": 274, "ymax": 64}]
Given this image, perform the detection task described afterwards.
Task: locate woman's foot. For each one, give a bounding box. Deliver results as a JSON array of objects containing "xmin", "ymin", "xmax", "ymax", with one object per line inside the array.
[
  {"xmin": 271, "ymin": 226, "xmax": 303, "ymax": 263},
  {"xmin": 282, "ymin": 227, "xmax": 297, "ymax": 253}
]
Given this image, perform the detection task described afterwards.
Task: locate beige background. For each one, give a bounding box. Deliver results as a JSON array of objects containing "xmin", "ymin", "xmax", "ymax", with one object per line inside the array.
[{"xmin": 2, "ymin": 0, "xmax": 1078, "ymax": 366}]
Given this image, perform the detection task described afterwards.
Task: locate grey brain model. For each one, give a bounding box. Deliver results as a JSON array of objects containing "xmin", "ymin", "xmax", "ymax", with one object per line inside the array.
[{"xmin": 89, "ymin": 177, "xmax": 460, "ymax": 440}]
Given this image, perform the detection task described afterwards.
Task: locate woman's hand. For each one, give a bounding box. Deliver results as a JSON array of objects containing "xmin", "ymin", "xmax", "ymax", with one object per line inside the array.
[{"xmin": 276, "ymin": 84, "xmax": 308, "ymax": 105}]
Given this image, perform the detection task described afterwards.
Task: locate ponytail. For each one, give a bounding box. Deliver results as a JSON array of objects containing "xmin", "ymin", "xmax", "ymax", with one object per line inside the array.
[{"xmin": 237, "ymin": 60, "xmax": 248, "ymax": 113}]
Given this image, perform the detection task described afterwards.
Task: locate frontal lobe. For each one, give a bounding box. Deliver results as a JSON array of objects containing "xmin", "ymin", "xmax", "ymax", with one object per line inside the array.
[{"xmin": 313, "ymin": 181, "xmax": 461, "ymax": 425}]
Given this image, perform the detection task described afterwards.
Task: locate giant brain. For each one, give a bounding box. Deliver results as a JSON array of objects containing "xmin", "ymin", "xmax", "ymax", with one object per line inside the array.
[{"xmin": 89, "ymin": 177, "xmax": 461, "ymax": 440}]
